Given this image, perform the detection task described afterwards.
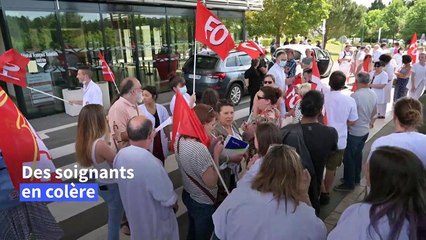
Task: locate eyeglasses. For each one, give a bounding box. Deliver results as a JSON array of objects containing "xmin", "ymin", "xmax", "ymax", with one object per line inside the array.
[
  {"xmin": 264, "ymin": 81, "xmax": 273, "ymax": 84},
  {"xmin": 208, "ymin": 106, "xmax": 214, "ymax": 113},
  {"xmin": 257, "ymin": 95, "xmax": 266, "ymax": 100}
]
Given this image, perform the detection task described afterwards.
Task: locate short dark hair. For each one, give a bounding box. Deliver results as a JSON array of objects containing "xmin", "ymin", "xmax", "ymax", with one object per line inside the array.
[
  {"xmin": 264, "ymin": 74, "xmax": 276, "ymax": 83},
  {"xmin": 328, "ymin": 71, "xmax": 346, "ymax": 90},
  {"xmin": 380, "ymin": 43, "xmax": 387, "ymax": 48},
  {"xmin": 402, "ymin": 55, "xmax": 412, "ymax": 64},
  {"xmin": 169, "ymin": 73, "xmax": 185, "ymax": 90},
  {"xmin": 127, "ymin": 117, "xmax": 153, "ymax": 141},
  {"xmin": 301, "ymin": 90, "xmax": 324, "ymax": 117},
  {"xmin": 303, "ymin": 68, "xmax": 312, "ymax": 75},
  {"xmin": 200, "ymin": 88, "xmax": 220, "ymax": 110},
  {"xmin": 142, "ymin": 86, "xmax": 158, "ymax": 101},
  {"xmin": 379, "ymin": 54, "xmax": 392, "ymax": 64},
  {"xmin": 260, "ymin": 86, "xmax": 282, "ymax": 105},
  {"xmin": 275, "ymin": 51, "xmax": 286, "ymax": 58},
  {"xmin": 78, "ymin": 65, "xmax": 93, "ymax": 78},
  {"xmin": 193, "ymin": 104, "xmax": 216, "ymax": 125},
  {"xmin": 216, "ymin": 99, "xmax": 234, "ymax": 113},
  {"xmin": 374, "ymin": 61, "xmax": 385, "ymax": 68}
]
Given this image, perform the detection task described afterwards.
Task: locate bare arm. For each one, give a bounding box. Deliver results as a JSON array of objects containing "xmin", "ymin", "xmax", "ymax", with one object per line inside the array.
[
  {"xmin": 411, "ymin": 71, "xmax": 416, "ymax": 91},
  {"xmin": 95, "ymin": 140, "xmax": 116, "ymax": 165},
  {"xmin": 69, "ymin": 100, "xmax": 83, "ymax": 105},
  {"xmin": 369, "ymin": 83, "xmax": 386, "ymax": 89}
]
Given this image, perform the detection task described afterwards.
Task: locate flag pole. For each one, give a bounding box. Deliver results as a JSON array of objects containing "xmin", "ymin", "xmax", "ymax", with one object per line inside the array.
[
  {"xmin": 210, "ymin": 157, "xmax": 230, "ymax": 194},
  {"xmin": 112, "ymin": 80, "xmax": 120, "ymax": 94},
  {"xmin": 27, "ymin": 86, "xmax": 70, "ymax": 104},
  {"xmin": 192, "ymin": 40, "xmax": 197, "ymax": 94}
]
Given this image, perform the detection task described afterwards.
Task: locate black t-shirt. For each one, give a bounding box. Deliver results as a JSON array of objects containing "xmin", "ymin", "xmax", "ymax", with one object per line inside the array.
[
  {"xmin": 301, "ymin": 123, "xmax": 338, "ymax": 185},
  {"xmin": 257, "ymin": 58, "xmax": 268, "ymax": 75},
  {"xmin": 244, "ymin": 67, "xmax": 263, "ymax": 93}
]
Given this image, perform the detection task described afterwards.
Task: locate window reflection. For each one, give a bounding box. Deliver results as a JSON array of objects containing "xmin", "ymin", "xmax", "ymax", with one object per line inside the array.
[
  {"xmin": 6, "ymin": 11, "xmax": 65, "ymax": 116},
  {"xmin": 134, "ymin": 14, "xmax": 167, "ymax": 91},
  {"xmin": 169, "ymin": 16, "xmax": 194, "ymax": 77},
  {"xmin": 221, "ymin": 17, "xmax": 243, "ymax": 43}
]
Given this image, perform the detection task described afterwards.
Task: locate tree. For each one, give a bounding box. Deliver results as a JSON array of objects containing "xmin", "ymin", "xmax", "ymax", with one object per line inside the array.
[
  {"xmin": 363, "ymin": 9, "xmax": 386, "ymax": 43},
  {"xmin": 245, "ymin": 0, "xmax": 330, "ymax": 45},
  {"xmin": 324, "ymin": 0, "xmax": 366, "ymax": 47},
  {"xmin": 369, "ymin": 0, "xmax": 386, "ymax": 10},
  {"xmin": 401, "ymin": 0, "xmax": 426, "ymax": 42},
  {"xmin": 381, "ymin": 0, "xmax": 407, "ymax": 41}
]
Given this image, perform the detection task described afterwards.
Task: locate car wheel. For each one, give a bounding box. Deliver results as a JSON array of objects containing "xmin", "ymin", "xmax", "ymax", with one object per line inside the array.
[{"xmin": 228, "ymin": 83, "xmax": 242, "ymax": 105}]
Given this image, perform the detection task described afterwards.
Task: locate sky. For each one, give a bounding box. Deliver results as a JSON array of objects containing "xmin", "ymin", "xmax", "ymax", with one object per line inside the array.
[{"xmin": 353, "ymin": 0, "xmax": 391, "ymax": 7}]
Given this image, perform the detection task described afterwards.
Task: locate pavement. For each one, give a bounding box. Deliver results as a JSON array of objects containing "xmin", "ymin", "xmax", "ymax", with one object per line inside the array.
[{"xmin": 28, "ymin": 72, "xmax": 396, "ymax": 239}]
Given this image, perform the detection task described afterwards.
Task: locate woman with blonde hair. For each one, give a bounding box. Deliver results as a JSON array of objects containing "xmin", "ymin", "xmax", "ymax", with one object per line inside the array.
[
  {"xmin": 75, "ymin": 104, "xmax": 124, "ymax": 240},
  {"xmin": 292, "ymin": 83, "xmax": 312, "ymax": 123},
  {"xmin": 213, "ymin": 145, "xmax": 326, "ymax": 240}
]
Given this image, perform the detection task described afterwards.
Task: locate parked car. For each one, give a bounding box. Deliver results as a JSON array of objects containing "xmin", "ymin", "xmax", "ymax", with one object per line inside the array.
[
  {"xmin": 182, "ymin": 51, "xmax": 252, "ymax": 105},
  {"xmin": 274, "ymin": 44, "xmax": 334, "ymax": 78}
]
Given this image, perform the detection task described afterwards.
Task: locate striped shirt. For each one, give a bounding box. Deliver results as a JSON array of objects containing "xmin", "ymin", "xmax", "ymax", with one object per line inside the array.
[
  {"xmin": 175, "ymin": 137, "xmax": 217, "ymax": 204},
  {"xmin": 285, "ymin": 59, "xmax": 297, "ymax": 78}
]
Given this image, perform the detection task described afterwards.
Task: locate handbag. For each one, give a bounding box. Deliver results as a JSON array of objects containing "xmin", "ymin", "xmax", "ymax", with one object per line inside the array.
[{"xmin": 184, "ymin": 171, "xmax": 219, "ymax": 207}]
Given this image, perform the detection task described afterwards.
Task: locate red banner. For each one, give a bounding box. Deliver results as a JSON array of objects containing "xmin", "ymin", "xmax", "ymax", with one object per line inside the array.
[
  {"xmin": 408, "ymin": 32, "xmax": 417, "ymax": 64},
  {"xmin": 236, "ymin": 41, "xmax": 262, "ymax": 59},
  {"xmin": 284, "ymin": 74, "xmax": 302, "ymax": 110},
  {"xmin": 99, "ymin": 52, "xmax": 116, "ymax": 82},
  {"xmin": 195, "ymin": 0, "xmax": 235, "ymax": 60},
  {"xmin": 0, "ymin": 49, "xmax": 30, "ymax": 87},
  {"xmin": 0, "ymin": 87, "xmax": 59, "ymax": 190}
]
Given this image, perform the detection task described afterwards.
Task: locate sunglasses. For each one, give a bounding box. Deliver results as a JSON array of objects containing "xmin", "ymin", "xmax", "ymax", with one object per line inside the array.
[
  {"xmin": 264, "ymin": 81, "xmax": 273, "ymax": 84},
  {"xmin": 257, "ymin": 95, "xmax": 266, "ymax": 100}
]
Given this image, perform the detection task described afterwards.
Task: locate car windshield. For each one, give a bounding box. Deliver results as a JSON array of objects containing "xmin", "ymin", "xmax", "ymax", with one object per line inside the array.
[{"xmin": 185, "ymin": 55, "xmax": 219, "ymax": 70}]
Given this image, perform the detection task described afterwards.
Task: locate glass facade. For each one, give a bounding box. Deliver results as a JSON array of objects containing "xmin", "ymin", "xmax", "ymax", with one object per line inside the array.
[{"xmin": 0, "ymin": 0, "xmax": 245, "ymax": 118}]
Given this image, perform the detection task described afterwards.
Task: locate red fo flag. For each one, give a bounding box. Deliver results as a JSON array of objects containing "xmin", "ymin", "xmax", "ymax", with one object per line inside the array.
[
  {"xmin": 0, "ymin": 87, "xmax": 60, "ymax": 190},
  {"xmin": 284, "ymin": 74, "xmax": 302, "ymax": 110},
  {"xmin": 237, "ymin": 41, "xmax": 262, "ymax": 59},
  {"xmin": 0, "ymin": 49, "xmax": 30, "ymax": 87},
  {"xmin": 171, "ymin": 91, "xmax": 210, "ymax": 150},
  {"xmin": 311, "ymin": 55, "xmax": 328, "ymax": 93},
  {"xmin": 99, "ymin": 52, "xmax": 116, "ymax": 82},
  {"xmin": 408, "ymin": 32, "xmax": 417, "ymax": 64},
  {"xmin": 195, "ymin": 0, "xmax": 235, "ymax": 60}
]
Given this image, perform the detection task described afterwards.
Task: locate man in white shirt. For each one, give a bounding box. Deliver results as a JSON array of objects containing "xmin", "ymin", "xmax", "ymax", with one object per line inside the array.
[
  {"xmin": 69, "ymin": 66, "xmax": 103, "ymax": 106},
  {"xmin": 372, "ymin": 44, "xmax": 383, "ymax": 63},
  {"xmin": 267, "ymin": 51, "xmax": 288, "ymax": 93},
  {"xmin": 114, "ymin": 116, "xmax": 179, "ymax": 240},
  {"xmin": 335, "ymin": 72, "xmax": 377, "ymax": 192},
  {"xmin": 408, "ymin": 52, "xmax": 426, "ymax": 99},
  {"xmin": 321, "ymin": 71, "xmax": 358, "ymax": 204},
  {"xmin": 338, "ymin": 45, "xmax": 353, "ymax": 80}
]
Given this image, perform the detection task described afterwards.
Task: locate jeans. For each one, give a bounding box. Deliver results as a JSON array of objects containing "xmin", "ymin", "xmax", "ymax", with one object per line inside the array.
[
  {"xmin": 182, "ymin": 190, "xmax": 216, "ymax": 240},
  {"xmin": 394, "ymin": 78, "xmax": 409, "ymax": 101},
  {"xmin": 343, "ymin": 133, "xmax": 369, "ymax": 188},
  {"xmin": 98, "ymin": 183, "xmax": 125, "ymax": 240}
]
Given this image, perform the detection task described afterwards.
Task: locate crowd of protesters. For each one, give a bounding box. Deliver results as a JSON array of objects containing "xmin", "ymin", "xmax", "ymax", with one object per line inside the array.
[{"xmin": 1, "ymin": 39, "xmax": 426, "ymax": 240}]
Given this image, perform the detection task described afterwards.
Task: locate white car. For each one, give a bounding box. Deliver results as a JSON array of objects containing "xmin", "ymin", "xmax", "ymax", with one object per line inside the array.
[{"xmin": 274, "ymin": 44, "xmax": 334, "ymax": 78}]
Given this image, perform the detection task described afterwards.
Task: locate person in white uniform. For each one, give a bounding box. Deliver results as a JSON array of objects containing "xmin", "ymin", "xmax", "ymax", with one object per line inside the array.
[
  {"xmin": 213, "ymin": 145, "xmax": 326, "ymax": 240},
  {"xmin": 69, "ymin": 66, "xmax": 103, "ymax": 106},
  {"xmin": 408, "ymin": 52, "xmax": 426, "ymax": 99},
  {"xmin": 338, "ymin": 45, "xmax": 353, "ymax": 79},
  {"xmin": 267, "ymin": 51, "xmax": 288, "ymax": 93},
  {"xmin": 379, "ymin": 54, "xmax": 396, "ymax": 116},
  {"xmin": 114, "ymin": 116, "xmax": 179, "ymax": 240},
  {"xmin": 169, "ymin": 74, "xmax": 195, "ymax": 114},
  {"xmin": 369, "ymin": 61, "xmax": 389, "ymax": 118},
  {"xmin": 369, "ymin": 97, "xmax": 426, "ymax": 167},
  {"xmin": 139, "ymin": 86, "xmax": 170, "ymax": 163},
  {"xmin": 329, "ymin": 146, "xmax": 426, "ymax": 240}
]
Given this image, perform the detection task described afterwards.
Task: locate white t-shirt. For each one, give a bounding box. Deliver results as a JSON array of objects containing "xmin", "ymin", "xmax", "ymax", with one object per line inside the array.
[
  {"xmin": 369, "ymin": 132, "xmax": 426, "ymax": 168},
  {"xmin": 83, "ymin": 80, "xmax": 103, "ymax": 106},
  {"xmin": 213, "ymin": 185, "xmax": 326, "ymax": 240},
  {"xmin": 329, "ymin": 203, "xmax": 410, "ymax": 240},
  {"xmin": 169, "ymin": 92, "xmax": 191, "ymax": 114},
  {"xmin": 408, "ymin": 62, "xmax": 426, "ymax": 89},
  {"xmin": 372, "ymin": 49, "xmax": 384, "ymax": 63},
  {"xmin": 114, "ymin": 146, "xmax": 178, "ymax": 240},
  {"xmin": 267, "ymin": 63, "xmax": 287, "ymax": 93},
  {"xmin": 369, "ymin": 71, "xmax": 389, "ymax": 104},
  {"xmin": 324, "ymin": 91, "xmax": 358, "ymax": 149}
]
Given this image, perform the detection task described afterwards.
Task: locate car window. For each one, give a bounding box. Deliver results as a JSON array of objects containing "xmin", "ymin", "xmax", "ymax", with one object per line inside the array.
[
  {"xmin": 238, "ymin": 54, "xmax": 252, "ymax": 66},
  {"xmin": 293, "ymin": 51, "xmax": 302, "ymax": 61},
  {"xmin": 184, "ymin": 56, "xmax": 219, "ymax": 70},
  {"xmin": 316, "ymin": 49, "xmax": 328, "ymax": 60},
  {"xmin": 226, "ymin": 56, "xmax": 238, "ymax": 67}
]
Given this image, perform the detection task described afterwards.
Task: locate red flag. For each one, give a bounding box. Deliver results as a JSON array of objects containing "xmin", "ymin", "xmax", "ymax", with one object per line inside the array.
[
  {"xmin": 284, "ymin": 74, "xmax": 302, "ymax": 110},
  {"xmin": 237, "ymin": 41, "xmax": 262, "ymax": 59},
  {"xmin": 0, "ymin": 49, "xmax": 30, "ymax": 87},
  {"xmin": 195, "ymin": 0, "xmax": 235, "ymax": 60},
  {"xmin": 171, "ymin": 91, "xmax": 210, "ymax": 150},
  {"xmin": 99, "ymin": 52, "xmax": 116, "ymax": 82},
  {"xmin": 408, "ymin": 32, "xmax": 417, "ymax": 64},
  {"xmin": 0, "ymin": 87, "xmax": 60, "ymax": 190},
  {"xmin": 247, "ymin": 40, "xmax": 265, "ymax": 55}
]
